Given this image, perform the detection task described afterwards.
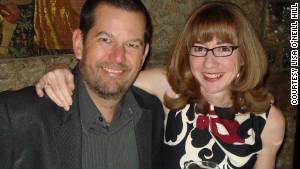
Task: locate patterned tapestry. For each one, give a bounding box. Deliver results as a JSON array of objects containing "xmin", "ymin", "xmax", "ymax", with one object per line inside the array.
[{"xmin": 0, "ymin": 0, "xmax": 86, "ymax": 58}]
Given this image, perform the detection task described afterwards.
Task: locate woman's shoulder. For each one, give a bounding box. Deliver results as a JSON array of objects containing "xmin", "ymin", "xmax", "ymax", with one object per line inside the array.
[
  {"xmin": 266, "ymin": 105, "xmax": 285, "ymax": 131},
  {"xmin": 261, "ymin": 104, "xmax": 285, "ymax": 146}
]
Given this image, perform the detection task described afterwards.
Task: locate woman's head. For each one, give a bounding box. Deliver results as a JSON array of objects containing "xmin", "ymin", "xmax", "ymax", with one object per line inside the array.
[{"xmin": 165, "ymin": 1, "xmax": 268, "ymax": 112}]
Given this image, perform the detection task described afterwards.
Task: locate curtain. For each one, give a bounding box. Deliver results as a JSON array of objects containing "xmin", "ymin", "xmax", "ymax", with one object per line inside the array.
[{"xmin": 33, "ymin": 0, "xmax": 80, "ymax": 49}]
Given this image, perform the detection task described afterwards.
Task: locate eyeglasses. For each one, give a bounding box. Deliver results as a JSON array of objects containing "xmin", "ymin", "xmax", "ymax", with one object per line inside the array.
[{"xmin": 189, "ymin": 46, "xmax": 239, "ymax": 57}]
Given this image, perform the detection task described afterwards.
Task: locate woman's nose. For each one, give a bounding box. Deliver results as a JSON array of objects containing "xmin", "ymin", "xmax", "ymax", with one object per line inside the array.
[{"xmin": 203, "ymin": 51, "xmax": 218, "ymax": 68}]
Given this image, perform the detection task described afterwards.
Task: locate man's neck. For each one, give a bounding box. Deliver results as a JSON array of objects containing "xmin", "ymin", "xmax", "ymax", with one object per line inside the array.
[{"xmin": 84, "ymin": 83, "xmax": 122, "ymax": 125}]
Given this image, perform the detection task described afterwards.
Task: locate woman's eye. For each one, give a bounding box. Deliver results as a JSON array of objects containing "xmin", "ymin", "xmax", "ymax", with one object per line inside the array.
[
  {"xmin": 221, "ymin": 47, "xmax": 230, "ymax": 51},
  {"xmin": 194, "ymin": 46, "xmax": 204, "ymax": 52}
]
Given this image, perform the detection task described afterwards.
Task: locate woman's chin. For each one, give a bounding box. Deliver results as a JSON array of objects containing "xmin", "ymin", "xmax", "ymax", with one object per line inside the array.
[{"xmin": 201, "ymin": 87, "xmax": 230, "ymax": 96}]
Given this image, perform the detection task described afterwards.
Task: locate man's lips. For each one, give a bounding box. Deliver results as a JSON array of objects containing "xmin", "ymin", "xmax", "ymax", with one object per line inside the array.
[
  {"xmin": 98, "ymin": 64, "xmax": 131, "ymax": 79},
  {"xmin": 102, "ymin": 66, "xmax": 124, "ymax": 73}
]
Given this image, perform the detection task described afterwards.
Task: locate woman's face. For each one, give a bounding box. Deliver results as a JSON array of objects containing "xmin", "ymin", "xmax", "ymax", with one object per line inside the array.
[{"xmin": 189, "ymin": 37, "xmax": 242, "ymax": 97}]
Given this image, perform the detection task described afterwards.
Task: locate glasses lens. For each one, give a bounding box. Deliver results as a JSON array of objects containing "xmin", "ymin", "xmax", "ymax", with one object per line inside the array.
[
  {"xmin": 214, "ymin": 46, "xmax": 232, "ymax": 57},
  {"xmin": 190, "ymin": 46, "xmax": 206, "ymax": 57}
]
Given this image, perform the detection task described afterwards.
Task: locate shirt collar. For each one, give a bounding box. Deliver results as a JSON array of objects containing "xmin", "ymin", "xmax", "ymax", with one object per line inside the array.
[{"xmin": 78, "ymin": 75, "xmax": 143, "ymax": 133}]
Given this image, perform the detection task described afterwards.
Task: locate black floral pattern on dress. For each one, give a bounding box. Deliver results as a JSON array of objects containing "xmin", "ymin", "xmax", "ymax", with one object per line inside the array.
[{"xmin": 163, "ymin": 104, "xmax": 268, "ymax": 169}]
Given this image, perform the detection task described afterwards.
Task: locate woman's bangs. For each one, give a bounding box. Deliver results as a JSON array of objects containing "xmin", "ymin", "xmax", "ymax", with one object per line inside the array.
[{"xmin": 188, "ymin": 10, "xmax": 238, "ymax": 46}]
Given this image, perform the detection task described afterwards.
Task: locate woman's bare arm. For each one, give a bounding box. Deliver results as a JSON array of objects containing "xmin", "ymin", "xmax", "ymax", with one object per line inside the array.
[
  {"xmin": 134, "ymin": 68, "xmax": 174, "ymax": 114},
  {"xmin": 134, "ymin": 68, "xmax": 173, "ymax": 103},
  {"xmin": 254, "ymin": 105, "xmax": 285, "ymax": 169},
  {"xmin": 35, "ymin": 65, "xmax": 173, "ymax": 113}
]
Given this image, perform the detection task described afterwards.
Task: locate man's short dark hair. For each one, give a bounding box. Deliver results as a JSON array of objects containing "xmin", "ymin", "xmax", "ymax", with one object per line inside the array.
[{"xmin": 80, "ymin": 0, "xmax": 152, "ymax": 45}]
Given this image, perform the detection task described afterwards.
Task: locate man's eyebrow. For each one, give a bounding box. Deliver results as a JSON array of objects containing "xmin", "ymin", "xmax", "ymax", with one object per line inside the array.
[
  {"xmin": 95, "ymin": 31, "xmax": 113, "ymax": 38},
  {"xmin": 95, "ymin": 31, "xmax": 145, "ymax": 46},
  {"xmin": 128, "ymin": 39, "xmax": 144, "ymax": 46}
]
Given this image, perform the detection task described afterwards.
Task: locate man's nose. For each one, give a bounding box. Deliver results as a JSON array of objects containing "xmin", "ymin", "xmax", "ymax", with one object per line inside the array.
[{"xmin": 108, "ymin": 44, "xmax": 126, "ymax": 63}]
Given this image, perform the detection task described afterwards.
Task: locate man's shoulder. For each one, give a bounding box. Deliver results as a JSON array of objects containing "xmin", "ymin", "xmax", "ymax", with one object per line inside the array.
[
  {"xmin": 0, "ymin": 86, "xmax": 41, "ymax": 103},
  {"xmin": 0, "ymin": 86, "xmax": 58, "ymax": 113},
  {"xmin": 1, "ymin": 86, "xmax": 33, "ymax": 100},
  {"xmin": 130, "ymin": 86, "xmax": 162, "ymax": 107}
]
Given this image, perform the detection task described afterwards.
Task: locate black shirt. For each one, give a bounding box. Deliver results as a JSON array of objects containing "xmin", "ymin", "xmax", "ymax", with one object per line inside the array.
[{"xmin": 78, "ymin": 76, "xmax": 142, "ymax": 169}]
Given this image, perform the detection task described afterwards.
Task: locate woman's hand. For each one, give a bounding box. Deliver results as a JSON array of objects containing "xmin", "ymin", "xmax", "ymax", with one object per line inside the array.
[{"xmin": 35, "ymin": 64, "xmax": 75, "ymax": 111}]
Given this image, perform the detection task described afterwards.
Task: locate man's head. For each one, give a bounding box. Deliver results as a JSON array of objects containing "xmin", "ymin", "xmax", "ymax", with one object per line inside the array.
[
  {"xmin": 79, "ymin": 0, "xmax": 152, "ymax": 45},
  {"xmin": 73, "ymin": 0, "xmax": 151, "ymax": 100}
]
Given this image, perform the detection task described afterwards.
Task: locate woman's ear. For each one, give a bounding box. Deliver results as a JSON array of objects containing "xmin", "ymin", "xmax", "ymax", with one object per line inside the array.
[{"xmin": 72, "ymin": 29, "xmax": 84, "ymax": 60}]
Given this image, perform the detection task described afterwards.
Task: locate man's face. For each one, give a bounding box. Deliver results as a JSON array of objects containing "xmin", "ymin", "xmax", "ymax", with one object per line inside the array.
[{"xmin": 74, "ymin": 4, "xmax": 149, "ymax": 100}]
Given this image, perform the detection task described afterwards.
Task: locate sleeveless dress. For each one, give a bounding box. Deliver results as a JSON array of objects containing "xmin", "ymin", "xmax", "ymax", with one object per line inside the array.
[{"xmin": 162, "ymin": 104, "xmax": 269, "ymax": 169}]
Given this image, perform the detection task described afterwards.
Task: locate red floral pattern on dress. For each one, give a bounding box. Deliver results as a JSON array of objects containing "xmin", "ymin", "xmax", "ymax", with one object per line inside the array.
[{"xmin": 196, "ymin": 110, "xmax": 245, "ymax": 144}]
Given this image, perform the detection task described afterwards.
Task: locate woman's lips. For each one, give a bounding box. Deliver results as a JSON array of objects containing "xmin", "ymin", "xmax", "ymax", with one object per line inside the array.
[{"xmin": 202, "ymin": 72, "xmax": 223, "ymax": 82}]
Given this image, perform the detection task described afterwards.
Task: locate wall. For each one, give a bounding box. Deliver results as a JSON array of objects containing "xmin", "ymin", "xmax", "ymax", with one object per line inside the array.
[{"xmin": 0, "ymin": 0, "xmax": 298, "ymax": 168}]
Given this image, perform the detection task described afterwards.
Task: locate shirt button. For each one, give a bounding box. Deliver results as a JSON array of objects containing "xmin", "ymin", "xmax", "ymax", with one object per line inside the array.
[{"xmin": 98, "ymin": 117, "xmax": 104, "ymax": 122}]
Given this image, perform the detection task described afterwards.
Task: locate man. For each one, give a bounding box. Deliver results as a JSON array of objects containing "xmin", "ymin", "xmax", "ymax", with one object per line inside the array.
[{"xmin": 0, "ymin": 0, "xmax": 164, "ymax": 169}]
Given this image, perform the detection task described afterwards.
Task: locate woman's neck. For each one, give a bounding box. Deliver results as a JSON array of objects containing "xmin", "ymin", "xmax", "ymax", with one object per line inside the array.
[{"xmin": 201, "ymin": 89, "xmax": 232, "ymax": 108}]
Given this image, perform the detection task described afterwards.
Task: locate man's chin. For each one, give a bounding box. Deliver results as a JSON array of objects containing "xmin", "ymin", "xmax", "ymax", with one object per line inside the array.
[{"xmin": 94, "ymin": 85, "xmax": 129, "ymax": 100}]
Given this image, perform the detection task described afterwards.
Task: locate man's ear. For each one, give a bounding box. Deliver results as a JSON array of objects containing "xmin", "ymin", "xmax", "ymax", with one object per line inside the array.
[
  {"xmin": 141, "ymin": 43, "xmax": 150, "ymax": 65},
  {"xmin": 72, "ymin": 29, "xmax": 84, "ymax": 60}
]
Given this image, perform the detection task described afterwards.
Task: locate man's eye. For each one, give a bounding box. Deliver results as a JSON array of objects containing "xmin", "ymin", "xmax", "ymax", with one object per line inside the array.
[
  {"xmin": 99, "ymin": 37, "xmax": 111, "ymax": 43},
  {"xmin": 128, "ymin": 42, "xmax": 141, "ymax": 49}
]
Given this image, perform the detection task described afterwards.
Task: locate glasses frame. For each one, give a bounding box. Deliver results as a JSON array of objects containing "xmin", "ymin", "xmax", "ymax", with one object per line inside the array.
[{"xmin": 189, "ymin": 45, "xmax": 239, "ymax": 57}]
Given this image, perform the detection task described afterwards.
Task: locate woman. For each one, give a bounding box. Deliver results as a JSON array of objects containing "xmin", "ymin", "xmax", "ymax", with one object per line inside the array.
[{"xmin": 35, "ymin": 1, "xmax": 285, "ymax": 169}]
